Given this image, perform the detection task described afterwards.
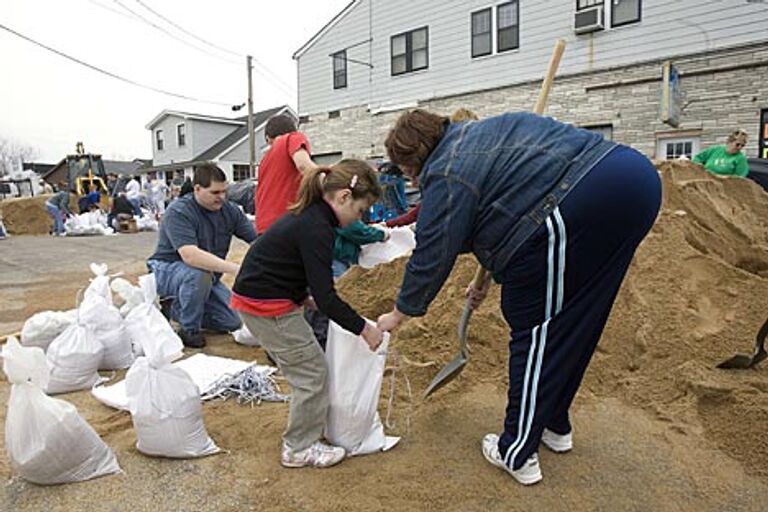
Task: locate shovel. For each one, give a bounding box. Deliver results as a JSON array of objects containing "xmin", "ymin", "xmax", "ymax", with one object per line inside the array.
[
  {"xmin": 716, "ymin": 316, "xmax": 768, "ymax": 369},
  {"xmin": 423, "ymin": 39, "xmax": 567, "ymax": 398}
]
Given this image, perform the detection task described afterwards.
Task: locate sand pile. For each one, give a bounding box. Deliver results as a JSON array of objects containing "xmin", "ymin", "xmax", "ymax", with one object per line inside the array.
[
  {"xmin": 0, "ymin": 195, "xmax": 55, "ymax": 235},
  {"xmin": 337, "ymin": 160, "xmax": 768, "ymax": 476}
]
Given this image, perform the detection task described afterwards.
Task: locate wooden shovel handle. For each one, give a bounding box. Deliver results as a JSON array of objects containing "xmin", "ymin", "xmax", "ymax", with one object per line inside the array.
[{"xmin": 472, "ymin": 38, "xmax": 567, "ymax": 288}]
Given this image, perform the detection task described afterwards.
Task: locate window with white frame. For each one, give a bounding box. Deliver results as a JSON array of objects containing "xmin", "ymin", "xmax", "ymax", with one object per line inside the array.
[
  {"xmin": 612, "ymin": 0, "xmax": 641, "ymax": 27},
  {"xmin": 156, "ymin": 130, "xmax": 164, "ymax": 151},
  {"xmin": 177, "ymin": 123, "xmax": 186, "ymax": 147},
  {"xmin": 656, "ymin": 136, "xmax": 700, "ymax": 160},
  {"xmin": 332, "ymin": 50, "xmax": 347, "ymax": 89},
  {"xmin": 232, "ymin": 164, "xmax": 252, "ymax": 182},
  {"xmin": 391, "ymin": 26, "xmax": 428, "ymax": 76},
  {"xmin": 471, "ymin": 2, "xmax": 519, "ymax": 59}
]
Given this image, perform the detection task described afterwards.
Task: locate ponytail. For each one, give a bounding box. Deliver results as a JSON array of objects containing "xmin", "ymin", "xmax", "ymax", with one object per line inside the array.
[{"xmin": 289, "ymin": 159, "xmax": 382, "ymax": 214}]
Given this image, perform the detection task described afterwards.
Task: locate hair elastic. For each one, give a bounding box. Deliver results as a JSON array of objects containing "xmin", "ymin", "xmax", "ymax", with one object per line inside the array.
[{"xmin": 350, "ymin": 175, "xmax": 358, "ymax": 188}]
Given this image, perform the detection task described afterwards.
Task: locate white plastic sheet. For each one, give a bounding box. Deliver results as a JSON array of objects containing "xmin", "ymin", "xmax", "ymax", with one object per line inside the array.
[
  {"xmin": 20, "ymin": 309, "xmax": 77, "ymax": 351},
  {"xmin": 3, "ymin": 337, "xmax": 121, "ymax": 485},
  {"xmin": 358, "ymin": 226, "xmax": 416, "ymax": 269},
  {"xmin": 325, "ymin": 320, "xmax": 398, "ymax": 456}
]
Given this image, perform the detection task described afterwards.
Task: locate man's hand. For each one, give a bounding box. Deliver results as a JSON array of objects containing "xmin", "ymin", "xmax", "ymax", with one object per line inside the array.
[
  {"xmin": 465, "ymin": 274, "xmax": 492, "ymax": 309},
  {"xmin": 377, "ymin": 308, "xmax": 407, "ymax": 332},
  {"xmin": 361, "ymin": 323, "xmax": 385, "ymax": 351},
  {"xmin": 301, "ymin": 296, "xmax": 318, "ymax": 311}
]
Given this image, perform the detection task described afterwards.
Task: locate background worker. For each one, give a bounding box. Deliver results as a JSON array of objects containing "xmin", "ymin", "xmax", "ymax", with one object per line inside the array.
[
  {"xmin": 693, "ymin": 129, "xmax": 750, "ymax": 177},
  {"xmin": 45, "ymin": 188, "xmax": 76, "ymax": 236},
  {"xmin": 377, "ymin": 109, "xmax": 661, "ymax": 486},
  {"xmin": 255, "ymin": 114, "xmax": 317, "ymax": 234},
  {"xmin": 232, "ymin": 159, "xmax": 384, "ymax": 469},
  {"xmin": 147, "ymin": 164, "xmax": 257, "ymax": 348},
  {"xmin": 125, "ymin": 175, "xmax": 144, "ymax": 217}
]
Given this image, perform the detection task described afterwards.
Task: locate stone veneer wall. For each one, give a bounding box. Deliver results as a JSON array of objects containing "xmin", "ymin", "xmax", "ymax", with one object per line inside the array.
[{"xmin": 300, "ymin": 42, "xmax": 768, "ymax": 161}]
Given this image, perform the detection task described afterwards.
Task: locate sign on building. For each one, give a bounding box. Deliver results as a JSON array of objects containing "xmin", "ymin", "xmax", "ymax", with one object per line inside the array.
[{"xmin": 659, "ymin": 61, "xmax": 682, "ymax": 128}]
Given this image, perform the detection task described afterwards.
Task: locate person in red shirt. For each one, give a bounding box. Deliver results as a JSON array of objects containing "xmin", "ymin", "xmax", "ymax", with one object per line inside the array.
[{"xmin": 255, "ymin": 115, "xmax": 317, "ymax": 233}]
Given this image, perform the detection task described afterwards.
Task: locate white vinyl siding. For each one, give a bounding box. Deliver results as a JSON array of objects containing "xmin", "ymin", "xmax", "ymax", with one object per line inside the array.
[{"xmin": 296, "ymin": 0, "xmax": 768, "ymax": 116}]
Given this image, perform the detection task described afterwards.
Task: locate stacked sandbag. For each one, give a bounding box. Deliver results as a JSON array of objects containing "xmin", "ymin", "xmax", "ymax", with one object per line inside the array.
[
  {"xmin": 125, "ymin": 278, "xmax": 219, "ymax": 458},
  {"xmin": 20, "ymin": 309, "xmax": 77, "ymax": 350},
  {"xmin": 79, "ymin": 263, "xmax": 134, "ymax": 369},
  {"xmin": 110, "ymin": 277, "xmax": 144, "ymax": 317},
  {"xmin": 45, "ymin": 318, "xmax": 104, "ymax": 395},
  {"xmin": 3, "ymin": 336, "xmax": 121, "ymax": 484},
  {"xmin": 124, "ymin": 273, "xmax": 179, "ymax": 357}
]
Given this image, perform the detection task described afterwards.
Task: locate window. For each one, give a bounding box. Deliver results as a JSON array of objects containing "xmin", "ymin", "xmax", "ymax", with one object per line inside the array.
[
  {"xmin": 232, "ymin": 164, "xmax": 252, "ymax": 182},
  {"xmin": 328, "ymin": 110, "xmax": 341, "ymax": 119},
  {"xmin": 156, "ymin": 130, "xmax": 164, "ymax": 151},
  {"xmin": 497, "ymin": 2, "xmax": 519, "ymax": 52},
  {"xmin": 391, "ymin": 26, "xmax": 429, "ymax": 76},
  {"xmin": 583, "ymin": 124, "xmax": 614, "ymax": 140},
  {"xmin": 612, "ymin": 0, "xmax": 641, "ymax": 27},
  {"xmin": 656, "ymin": 136, "xmax": 700, "ymax": 160},
  {"xmin": 471, "ymin": 2, "xmax": 518, "ymax": 59},
  {"xmin": 177, "ymin": 124, "xmax": 186, "ymax": 147},
  {"xmin": 471, "ymin": 9, "xmax": 492, "ymax": 58},
  {"xmin": 332, "ymin": 50, "xmax": 347, "ymax": 89},
  {"xmin": 577, "ymin": 0, "xmax": 602, "ymax": 8}
]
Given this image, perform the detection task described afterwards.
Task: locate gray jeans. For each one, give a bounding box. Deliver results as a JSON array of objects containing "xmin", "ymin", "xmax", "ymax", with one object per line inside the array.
[{"xmin": 239, "ymin": 309, "xmax": 328, "ymax": 452}]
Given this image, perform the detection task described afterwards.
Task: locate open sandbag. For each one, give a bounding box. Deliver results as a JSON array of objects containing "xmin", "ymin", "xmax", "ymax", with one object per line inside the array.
[
  {"xmin": 358, "ymin": 226, "xmax": 416, "ymax": 269},
  {"xmin": 125, "ymin": 308, "xmax": 220, "ymax": 458},
  {"xmin": 2, "ymin": 336, "xmax": 121, "ymax": 485}
]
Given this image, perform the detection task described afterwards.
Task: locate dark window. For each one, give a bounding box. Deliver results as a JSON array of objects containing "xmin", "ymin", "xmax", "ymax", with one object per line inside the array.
[
  {"xmin": 299, "ymin": 115, "xmax": 310, "ymax": 124},
  {"xmin": 177, "ymin": 124, "xmax": 186, "ymax": 147},
  {"xmin": 232, "ymin": 164, "xmax": 252, "ymax": 182},
  {"xmin": 583, "ymin": 124, "xmax": 613, "ymax": 140},
  {"xmin": 497, "ymin": 2, "xmax": 519, "ymax": 52},
  {"xmin": 612, "ymin": 0, "xmax": 641, "ymax": 27},
  {"xmin": 333, "ymin": 50, "xmax": 347, "ymax": 89},
  {"xmin": 391, "ymin": 26, "xmax": 429, "ymax": 76},
  {"xmin": 328, "ymin": 110, "xmax": 341, "ymax": 119},
  {"xmin": 156, "ymin": 130, "xmax": 164, "ymax": 151},
  {"xmin": 471, "ymin": 9, "xmax": 492, "ymax": 58}
]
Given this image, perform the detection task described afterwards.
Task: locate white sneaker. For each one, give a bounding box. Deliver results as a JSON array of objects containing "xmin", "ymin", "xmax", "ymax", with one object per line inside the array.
[
  {"xmin": 541, "ymin": 428, "xmax": 573, "ymax": 453},
  {"xmin": 281, "ymin": 441, "xmax": 346, "ymax": 468},
  {"xmin": 481, "ymin": 433, "xmax": 542, "ymax": 485}
]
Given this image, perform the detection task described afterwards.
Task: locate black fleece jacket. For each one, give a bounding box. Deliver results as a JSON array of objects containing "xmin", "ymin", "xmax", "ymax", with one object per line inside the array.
[{"xmin": 233, "ymin": 200, "xmax": 366, "ymax": 335}]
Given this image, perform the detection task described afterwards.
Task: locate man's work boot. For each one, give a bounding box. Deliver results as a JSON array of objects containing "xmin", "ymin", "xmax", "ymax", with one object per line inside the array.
[
  {"xmin": 159, "ymin": 297, "xmax": 174, "ymax": 321},
  {"xmin": 178, "ymin": 328, "xmax": 206, "ymax": 349}
]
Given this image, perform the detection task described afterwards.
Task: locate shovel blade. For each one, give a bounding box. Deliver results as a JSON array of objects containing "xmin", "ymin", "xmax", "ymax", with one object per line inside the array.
[
  {"xmin": 717, "ymin": 354, "xmax": 755, "ymax": 369},
  {"xmin": 422, "ymin": 353, "xmax": 468, "ymax": 398}
]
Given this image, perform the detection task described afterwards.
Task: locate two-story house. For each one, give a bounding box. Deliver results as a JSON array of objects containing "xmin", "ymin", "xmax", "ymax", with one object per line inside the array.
[
  {"xmin": 293, "ymin": 0, "xmax": 768, "ymax": 162},
  {"xmin": 142, "ymin": 105, "xmax": 296, "ymax": 184}
]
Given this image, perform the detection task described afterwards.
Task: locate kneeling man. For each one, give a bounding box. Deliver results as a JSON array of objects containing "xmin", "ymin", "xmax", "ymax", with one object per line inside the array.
[{"xmin": 148, "ymin": 164, "xmax": 257, "ymax": 348}]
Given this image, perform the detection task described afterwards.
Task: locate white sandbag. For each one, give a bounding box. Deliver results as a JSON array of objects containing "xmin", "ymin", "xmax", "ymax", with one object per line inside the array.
[
  {"xmin": 232, "ymin": 324, "xmax": 260, "ymax": 347},
  {"xmin": 125, "ymin": 300, "xmax": 219, "ymax": 458},
  {"xmin": 3, "ymin": 337, "xmax": 120, "ymax": 485},
  {"xmin": 124, "ymin": 274, "xmax": 181, "ymax": 358},
  {"xmin": 358, "ymin": 226, "xmax": 416, "ymax": 269},
  {"xmin": 20, "ymin": 309, "xmax": 77, "ymax": 350},
  {"xmin": 80, "ymin": 264, "xmax": 134, "ymax": 369},
  {"xmin": 110, "ymin": 277, "xmax": 144, "ymax": 316},
  {"xmin": 45, "ymin": 322, "xmax": 104, "ymax": 395},
  {"xmin": 325, "ymin": 320, "xmax": 394, "ymax": 456}
]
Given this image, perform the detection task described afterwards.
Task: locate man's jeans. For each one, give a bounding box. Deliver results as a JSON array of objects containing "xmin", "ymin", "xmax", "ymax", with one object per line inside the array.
[
  {"xmin": 45, "ymin": 202, "xmax": 64, "ymax": 234},
  {"xmin": 147, "ymin": 259, "xmax": 241, "ymax": 333},
  {"xmin": 128, "ymin": 198, "xmax": 144, "ymax": 217}
]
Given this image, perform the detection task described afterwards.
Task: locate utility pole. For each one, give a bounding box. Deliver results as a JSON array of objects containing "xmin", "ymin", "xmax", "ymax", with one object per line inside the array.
[{"xmin": 246, "ymin": 55, "xmax": 256, "ymax": 179}]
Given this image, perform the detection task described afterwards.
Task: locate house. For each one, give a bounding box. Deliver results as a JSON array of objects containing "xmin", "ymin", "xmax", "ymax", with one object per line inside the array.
[
  {"xmin": 142, "ymin": 105, "xmax": 295, "ymax": 184},
  {"xmin": 293, "ymin": 0, "xmax": 768, "ymax": 162}
]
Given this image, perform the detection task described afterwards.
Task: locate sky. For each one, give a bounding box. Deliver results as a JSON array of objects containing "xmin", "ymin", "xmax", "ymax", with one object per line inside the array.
[{"xmin": 1, "ymin": 0, "xmax": 352, "ymax": 163}]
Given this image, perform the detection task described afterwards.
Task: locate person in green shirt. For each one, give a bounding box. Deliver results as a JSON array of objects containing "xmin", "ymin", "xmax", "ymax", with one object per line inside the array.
[{"xmin": 692, "ymin": 129, "xmax": 749, "ymax": 177}]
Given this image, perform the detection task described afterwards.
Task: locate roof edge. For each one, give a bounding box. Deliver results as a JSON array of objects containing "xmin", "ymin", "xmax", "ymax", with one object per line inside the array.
[{"xmin": 292, "ymin": 0, "xmax": 360, "ymax": 60}]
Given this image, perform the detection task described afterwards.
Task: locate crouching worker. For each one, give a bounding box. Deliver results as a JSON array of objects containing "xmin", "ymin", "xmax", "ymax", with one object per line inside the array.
[
  {"xmin": 147, "ymin": 164, "xmax": 257, "ymax": 348},
  {"xmin": 231, "ymin": 159, "xmax": 385, "ymax": 468}
]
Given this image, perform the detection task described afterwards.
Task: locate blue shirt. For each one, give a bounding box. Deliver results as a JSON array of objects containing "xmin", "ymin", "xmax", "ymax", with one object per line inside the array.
[{"xmin": 149, "ymin": 194, "xmax": 256, "ymax": 263}]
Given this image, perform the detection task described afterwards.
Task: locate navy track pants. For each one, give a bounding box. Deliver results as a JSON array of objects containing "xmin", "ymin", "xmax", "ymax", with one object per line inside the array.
[{"xmin": 496, "ymin": 145, "xmax": 661, "ymax": 470}]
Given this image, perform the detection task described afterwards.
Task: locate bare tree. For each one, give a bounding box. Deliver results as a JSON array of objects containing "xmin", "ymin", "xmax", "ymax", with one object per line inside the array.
[{"xmin": 0, "ymin": 138, "xmax": 39, "ymax": 176}]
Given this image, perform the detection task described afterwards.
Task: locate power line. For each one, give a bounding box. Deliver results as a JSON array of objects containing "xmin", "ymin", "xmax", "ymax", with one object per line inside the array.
[
  {"xmin": 0, "ymin": 23, "xmax": 234, "ymax": 106},
  {"xmin": 128, "ymin": 0, "xmax": 296, "ymax": 97}
]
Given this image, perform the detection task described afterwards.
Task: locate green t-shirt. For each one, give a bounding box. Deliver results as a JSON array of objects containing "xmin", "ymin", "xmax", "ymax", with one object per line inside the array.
[{"xmin": 692, "ymin": 145, "xmax": 749, "ymax": 177}]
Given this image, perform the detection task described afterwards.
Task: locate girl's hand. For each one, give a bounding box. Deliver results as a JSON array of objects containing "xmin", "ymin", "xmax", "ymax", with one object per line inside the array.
[
  {"xmin": 377, "ymin": 309, "xmax": 406, "ymax": 332},
  {"xmin": 361, "ymin": 323, "xmax": 384, "ymax": 351},
  {"xmin": 301, "ymin": 296, "xmax": 318, "ymax": 311}
]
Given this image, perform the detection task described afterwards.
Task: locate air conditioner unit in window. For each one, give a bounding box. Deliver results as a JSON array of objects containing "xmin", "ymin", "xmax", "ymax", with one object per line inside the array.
[{"xmin": 574, "ymin": 5, "xmax": 604, "ymax": 34}]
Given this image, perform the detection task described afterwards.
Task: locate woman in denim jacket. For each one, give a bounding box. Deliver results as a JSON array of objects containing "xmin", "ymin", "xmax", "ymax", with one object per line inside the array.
[{"xmin": 377, "ymin": 109, "xmax": 661, "ymax": 486}]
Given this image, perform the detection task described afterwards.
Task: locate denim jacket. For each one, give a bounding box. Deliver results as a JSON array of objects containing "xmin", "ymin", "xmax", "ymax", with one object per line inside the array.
[{"xmin": 397, "ymin": 112, "xmax": 616, "ymax": 317}]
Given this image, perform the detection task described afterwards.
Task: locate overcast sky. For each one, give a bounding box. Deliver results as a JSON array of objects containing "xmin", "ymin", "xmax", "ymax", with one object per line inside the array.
[{"xmin": 1, "ymin": 0, "xmax": 351, "ymax": 163}]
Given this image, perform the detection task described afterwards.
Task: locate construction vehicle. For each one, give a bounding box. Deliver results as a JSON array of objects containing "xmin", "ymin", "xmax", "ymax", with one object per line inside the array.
[{"xmin": 65, "ymin": 142, "xmax": 110, "ymax": 211}]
